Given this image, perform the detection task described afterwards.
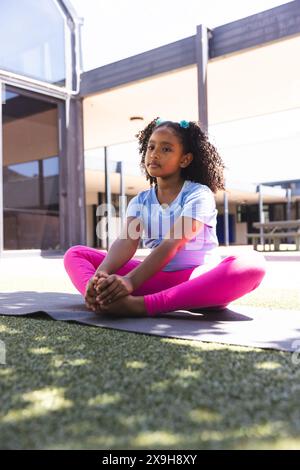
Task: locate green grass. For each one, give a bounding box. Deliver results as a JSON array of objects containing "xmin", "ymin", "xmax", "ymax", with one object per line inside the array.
[
  {"xmin": 1, "ymin": 314, "xmax": 300, "ymax": 450},
  {"xmin": 230, "ymin": 287, "xmax": 300, "ymax": 311}
]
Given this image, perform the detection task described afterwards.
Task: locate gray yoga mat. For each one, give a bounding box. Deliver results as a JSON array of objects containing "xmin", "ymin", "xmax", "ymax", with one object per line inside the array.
[{"xmin": 0, "ymin": 291, "xmax": 299, "ymax": 352}]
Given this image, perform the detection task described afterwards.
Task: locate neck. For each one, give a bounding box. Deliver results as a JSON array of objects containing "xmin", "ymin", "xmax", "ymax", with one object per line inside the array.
[{"xmin": 156, "ymin": 175, "xmax": 185, "ymax": 194}]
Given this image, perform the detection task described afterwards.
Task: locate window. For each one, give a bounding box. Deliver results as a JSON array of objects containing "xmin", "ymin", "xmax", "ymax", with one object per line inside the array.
[
  {"xmin": 236, "ymin": 204, "xmax": 247, "ymax": 223},
  {"xmin": 0, "ymin": 0, "xmax": 69, "ymax": 86},
  {"xmin": 2, "ymin": 88, "xmax": 60, "ymax": 250}
]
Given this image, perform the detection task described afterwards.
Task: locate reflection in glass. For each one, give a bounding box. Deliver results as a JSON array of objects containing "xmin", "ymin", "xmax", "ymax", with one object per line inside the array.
[
  {"xmin": 0, "ymin": 0, "xmax": 67, "ymax": 86},
  {"xmin": 7, "ymin": 161, "xmax": 39, "ymax": 179},
  {"xmin": 2, "ymin": 88, "xmax": 60, "ymax": 250},
  {"xmin": 84, "ymin": 141, "xmax": 142, "ymax": 176}
]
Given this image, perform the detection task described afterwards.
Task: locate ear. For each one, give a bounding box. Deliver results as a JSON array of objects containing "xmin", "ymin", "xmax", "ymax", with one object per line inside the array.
[{"xmin": 180, "ymin": 152, "xmax": 193, "ymax": 168}]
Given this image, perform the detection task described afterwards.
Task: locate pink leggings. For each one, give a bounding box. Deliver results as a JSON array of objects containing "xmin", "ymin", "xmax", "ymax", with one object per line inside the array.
[{"xmin": 63, "ymin": 245, "xmax": 267, "ymax": 316}]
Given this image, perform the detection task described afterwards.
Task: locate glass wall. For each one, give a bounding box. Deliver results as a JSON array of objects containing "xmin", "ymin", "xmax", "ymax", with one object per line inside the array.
[
  {"xmin": 85, "ymin": 141, "xmax": 147, "ymax": 249},
  {"xmin": 2, "ymin": 87, "xmax": 60, "ymax": 250},
  {"xmin": 85, "ymin": 141, "xmax": 142, "ymax": 176},
  {"xmin": 0, "ymin": 0, "xmax": 67, "ymax": 86}
]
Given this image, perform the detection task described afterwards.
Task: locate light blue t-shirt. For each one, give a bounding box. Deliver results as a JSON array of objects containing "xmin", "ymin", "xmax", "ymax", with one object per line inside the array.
[{"xmin": 125, "ymin": 179, "xmax": 221, "ymax": 271}]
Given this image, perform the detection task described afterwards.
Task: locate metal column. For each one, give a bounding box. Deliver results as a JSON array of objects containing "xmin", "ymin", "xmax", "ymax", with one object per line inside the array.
[
  {"xmin": 117, "ymin": 160, "xmax": 126, "ymax": 229},
  {"xmin": 0, "ymin": 82, "xmax": 3, "ymax": 255},
  {"xmin": 59, "ymin": 96, "xmax": 86, "ymax": 250},
  {"xmin": 196, "ymin": 24, "xmax": 209, "ymax": 133},
  {"xmin": 258, "ymin": 184, "xmax": 265, "ymax": 247},
  {"xmin": 104, "ymin": 146, "xmax": 112, "ymax": 250},
  {"xmin": 223, "ymin": 189, "xmax": 229, "ymax": 246},
  {"xmin": 286, "ymin": 187, "xmax": 292, "ymax": 221},
  {"xmin": 286, "ymin": 187, "xmax": 292, "ymax": 244}
]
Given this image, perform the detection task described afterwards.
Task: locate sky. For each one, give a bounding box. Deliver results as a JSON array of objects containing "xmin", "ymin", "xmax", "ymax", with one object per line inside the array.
[
  {"xmin": 69, "ymin": 0, "xmax": 299, "ymax": 184},
  {"xmin": 70, "ymin": 0, "xmax": 291, "ymax": 71}
]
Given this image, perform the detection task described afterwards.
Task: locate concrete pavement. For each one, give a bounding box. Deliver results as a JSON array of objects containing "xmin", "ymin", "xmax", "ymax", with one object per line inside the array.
[{"xmin": 0, "ymin": 245, "xmax": 299, "ymax": 294}]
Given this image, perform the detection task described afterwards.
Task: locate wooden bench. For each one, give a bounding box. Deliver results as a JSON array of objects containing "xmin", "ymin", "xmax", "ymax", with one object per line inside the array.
[
  {"xmin": 247, "ymin": 220, "xmax": 300, "ymax": 251},
  {"xmin": 247, "ymin": 232, "xmax": 276, "ymax": 250}
]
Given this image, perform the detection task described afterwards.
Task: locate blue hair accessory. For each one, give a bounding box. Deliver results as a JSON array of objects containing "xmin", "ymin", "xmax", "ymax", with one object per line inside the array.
[
  {"xmin": 179, "ymin": 120, "xmax": 190, "ymax": 128},
  {"xmin": 156, "ymin": 118, "xmax": 190, "ymax": 128}
]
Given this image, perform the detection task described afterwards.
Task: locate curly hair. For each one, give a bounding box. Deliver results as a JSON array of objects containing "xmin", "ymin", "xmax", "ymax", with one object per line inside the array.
[{"xmin": 135, "ymin": 117, "xmax": 226, "ymax": 194}]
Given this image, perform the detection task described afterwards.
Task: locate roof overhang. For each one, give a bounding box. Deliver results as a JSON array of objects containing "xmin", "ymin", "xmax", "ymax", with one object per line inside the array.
[
  {"xmin": 80, "ymin": 1, "xmax": 300, "ymax": 97},
  {"xmin": 57, "ymin": 0, "xmax": 82, "ymax": 25}
]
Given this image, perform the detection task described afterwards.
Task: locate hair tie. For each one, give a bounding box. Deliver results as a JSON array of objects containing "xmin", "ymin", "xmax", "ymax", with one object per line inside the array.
[
  {"xmin": 155, "ymin": 118, "xmax": 190, "ymax": 129},
  {"xmin": 155, "ymin": 118, "xmax": 165, "ymax": 126},
  {"xmin": 179, "ymin": 120, "xmax": 190, "ymax": 128}
]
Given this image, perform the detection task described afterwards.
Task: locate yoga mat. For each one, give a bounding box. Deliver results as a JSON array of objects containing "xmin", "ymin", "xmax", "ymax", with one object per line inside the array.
[{"xmin": 0, "ymin": 291, "xmax": 299, "ymax": 352}]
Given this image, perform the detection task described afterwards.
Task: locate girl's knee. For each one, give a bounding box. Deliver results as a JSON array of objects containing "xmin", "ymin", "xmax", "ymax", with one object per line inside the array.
[
  {"xmin": 63, "ymin": 245, "xmax": 85, "ymax": 267},
  {"xmin": 239, "ymin": 252, "xmax": 267, "ymax": 289},
  {"xmin": 63, "ymin": 245, "xmax": 107, "ymax": 272},
  {"xmin": 221, "ymin": 252, "xmax": 267, "ymax": 296},
  {"xmin": 249, "ymin": 251, "xmax": 267, "ymax": 275},
  {"xmin": 234, "ymin": 251, "xmax": 266, "ymax": 267},
  {"xmin": 64, "ymin": 245, "xmax": 85, "ymax": 257},
  {"xmin": 224, "ymin": 251, "xmax": 267, "ymax": 281}
]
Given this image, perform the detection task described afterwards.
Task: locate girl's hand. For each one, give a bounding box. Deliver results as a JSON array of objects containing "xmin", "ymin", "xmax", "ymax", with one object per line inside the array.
[
  {"xmin": 85, "ymin": 271, "xmax": 108, "ymax": 311},
  {"xmin": 96, "ymin": 275, "xmax": 134, "ymax": 305}
]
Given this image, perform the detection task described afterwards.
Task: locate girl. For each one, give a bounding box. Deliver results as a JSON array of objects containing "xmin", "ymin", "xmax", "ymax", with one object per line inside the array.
[{"xmin": 64, "ymin": 117, "xmax": 266, "ymax": 317}]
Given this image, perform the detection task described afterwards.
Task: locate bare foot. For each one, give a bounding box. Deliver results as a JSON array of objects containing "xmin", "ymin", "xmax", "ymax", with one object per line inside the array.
[
  {"xmin": 94, "ymin": 295, "xmax": 147, "ymax": 317},
  {"xmin": 93, "ymin": 273, "xmax": 109, "ymax": 296},
  {"xmin": 85, "ymin": 272, "xmax": 108, "ymax": 311}
]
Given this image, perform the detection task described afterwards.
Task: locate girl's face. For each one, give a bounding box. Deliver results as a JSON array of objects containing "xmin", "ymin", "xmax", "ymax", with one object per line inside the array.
[{"xmin": 145, "ymin": 127, "xmax": 193, "ymax": 179}]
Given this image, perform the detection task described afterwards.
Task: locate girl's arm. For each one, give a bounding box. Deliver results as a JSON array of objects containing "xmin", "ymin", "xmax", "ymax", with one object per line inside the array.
[
  {"xmin": 96, "ymin": 217, "xmax": 142, "ymax": 275},
  {"xmin": 126, "ymin": 216, "xmax": 204, "ymax": 290}
]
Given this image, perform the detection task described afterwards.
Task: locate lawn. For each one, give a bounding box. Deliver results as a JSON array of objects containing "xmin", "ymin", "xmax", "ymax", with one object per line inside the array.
[{"xmin": 1, "ymin": 300, "xmax": 300, "ymax": 449}]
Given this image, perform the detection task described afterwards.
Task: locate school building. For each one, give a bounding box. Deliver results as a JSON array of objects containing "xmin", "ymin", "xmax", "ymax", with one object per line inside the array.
[{"xmin": 0, "ymin": 0, "xmax": 300, "ymax": 255}]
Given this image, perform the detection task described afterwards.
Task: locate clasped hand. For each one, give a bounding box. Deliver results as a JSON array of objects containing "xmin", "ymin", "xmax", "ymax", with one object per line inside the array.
[{"xmin": 95, "ymin": 274, "xmax": 134, "ymax": 305}]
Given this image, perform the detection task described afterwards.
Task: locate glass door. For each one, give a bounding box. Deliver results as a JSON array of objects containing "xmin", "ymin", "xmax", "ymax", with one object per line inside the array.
[{"xmin": 1, "ymin": 85, "xmax": 60, "ymax": 251}]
